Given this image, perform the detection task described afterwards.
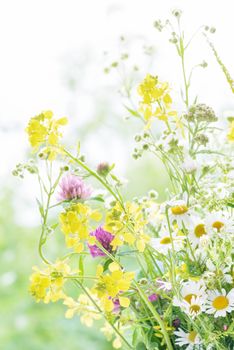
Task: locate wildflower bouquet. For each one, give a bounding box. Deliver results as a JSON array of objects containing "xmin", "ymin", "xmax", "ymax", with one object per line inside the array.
[{"xmin": 15, "ymin": 11, "xmax": 234, "ymax": 350}]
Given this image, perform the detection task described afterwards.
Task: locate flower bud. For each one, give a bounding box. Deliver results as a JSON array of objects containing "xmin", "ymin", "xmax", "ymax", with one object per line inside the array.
[
  {"xmin": 184, "ymin": 104, "xmax": 217, "ymax": 123},
  {"xmin": 142, "ymin": 143, "xmax": 149, "ymax": 150},
  {"xmin": 134, "ymin": 134, "xmax": 141, "ymax": 142},
  {"xmin": 194, "ymin": 134, "xmax": 209, "ymax": 146},
  {"xmin": 210, "ymin": 27, "xmax": 216, "ymax": 34},
  {"xmin": 172, "ymin": 8, "xmax": 182, "ymax": 18},
  {"xmin": 172, "ymin": 318, "xmax": 181, "ymax": 329},
  {"xmin": 97, "ymin": 162, "xmax": 111, "ymax": 177},
  {"xmin": 148, "ymin": 190, "xmax": 158, "ymax": 199}
]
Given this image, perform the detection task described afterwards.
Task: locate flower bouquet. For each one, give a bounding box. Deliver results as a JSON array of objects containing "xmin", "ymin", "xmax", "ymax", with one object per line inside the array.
[{"xmin": 15, "ymin": 10, "xmax": 234, "ymax": 350}]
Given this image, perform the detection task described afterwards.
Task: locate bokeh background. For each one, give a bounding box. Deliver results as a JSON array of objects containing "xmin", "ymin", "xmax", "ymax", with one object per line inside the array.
[{"xmin": 1, "ymin": 0, "xmax": 234, "ymax": 349}]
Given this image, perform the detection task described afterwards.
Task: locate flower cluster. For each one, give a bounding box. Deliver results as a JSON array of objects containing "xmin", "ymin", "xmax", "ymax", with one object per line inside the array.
[
  {"xmin": 137, "ymin": 74, "xmax": 177, "ymax": 127},
  {"xmin": 25, "ymin": 110, "xmax": 68, "ymax": 159},
  {"xmin": 92, "ymin": 262, "xmax": 134, "ymax": 312},
  {"xmin": 59, "ymin": 203, "xmax": 102, "ymax": 253},
  {"xmin": 19, "ymin": 10, "xmax": 234, "ymax": 350},
  {"xmin": 29, "ymin": 260, "xmax": 75, "ymax": 303}
]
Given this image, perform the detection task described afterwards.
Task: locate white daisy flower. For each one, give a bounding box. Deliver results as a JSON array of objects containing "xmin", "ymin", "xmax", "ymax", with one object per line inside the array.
[
  {"xmin": 205, "ymin": 288, "xmax": 234, "ymax": 317},
  {"xmin": 150, "ymin": 230, "xmax": 185, "ymax": 255},
  {"xmin": 187, "ymin": 217, "xmax": 209, "ymax": 247},
  {"xmin": 174, "ymin": 328, "xmax": 201, "ymax": 349},
  {"xmin": 179, "ymin": 295, "xmax": 205, "ymax": 319},
  {"xmin": 168, "ymin": 200, "xmax": 192, "ymax": 228},
  {"xmin": 205, "ymin": 212, "xmax": 234, "ymax": 234},
  {"xmin": 174, "ymin": 280, "xmax": 207, "ymax": 306}
]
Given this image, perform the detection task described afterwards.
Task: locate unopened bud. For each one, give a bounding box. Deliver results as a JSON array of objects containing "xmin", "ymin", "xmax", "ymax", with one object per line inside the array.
[{"xmin": 97, "ymin": 162, "xmax": 111, "ymax": 177}]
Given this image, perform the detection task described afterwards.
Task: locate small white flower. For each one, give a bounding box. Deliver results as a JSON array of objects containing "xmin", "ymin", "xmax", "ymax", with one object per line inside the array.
[
  {"xmin": 174, "ymin": 328, "xmax": 201, "ymax": 349},
  {"xmin": 187, "ymin": 217, "xmax": 209, "ymax": 247},
  {"xmin": 174, "ymin": 280, "xmax": 207, "ymax": 306},
  {"xmin": 205, "ymin": 212, "xmax": 234, "ymax": 234},
  {"xmin": 150, "ymin": 229, "xmax": 185, "ymax": 255},
  {"xmin": 174, "ymin": 294, "xmax": 206, "ymax": 319},
  {"xmin": 205, "ymin": 288, "xmax": 234, "ymax": 317},
  {"xmin": 168, "ymin": 199, "xmax": 192, "ymax": 228}
]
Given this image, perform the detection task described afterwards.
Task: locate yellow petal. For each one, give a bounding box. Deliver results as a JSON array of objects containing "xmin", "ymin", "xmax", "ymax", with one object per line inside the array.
[
  {"xmin": 103, "ymin": 298, "xmax": 114, "ymax": 312},
  {"xmin": 109, "ymin": 262, "xmax": 120, "ymax": 272},
  {"xmin": 123, "ymin": 232, "xmax": 135, "ymax": 244},
  {"xmin": 136, "ymin": 240, "xmax": 145, "ymax": 252},
  {"xmin": 57, "ymin": 117, "xmax": 68, "ymax": 125},
  {"xmin": 113, "ymin": 338, "xmax": 122, "ymax": 349},
  {"xmin": 65, "ymin": 309, "xmax": 75, "ymax": 319},
  {"xmin": 119, "ymin": 296, "xmax": 130, "ymax": 308}
]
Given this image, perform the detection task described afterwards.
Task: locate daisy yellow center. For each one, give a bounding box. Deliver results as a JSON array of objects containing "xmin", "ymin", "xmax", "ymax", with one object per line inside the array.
[
  {"xmin": 194, "ymin": 224, "xmax": 206, "ymax": 238},
  {"xmin": 160, "ymin": 237, "xmax": 171, "ymax": 245},
  {"xmin": 212, "ymin": 296, "xmax": 229, "ymax": 310},
  {"xmin": 212, "ymin": 221, "xmax": 224, "ymax": 231},
  {"xmin": 188, "ymin": 331, "xmax": 197, "ymax": 343},
  {"xmin": 189, "ymin": 304, "xmax": 201, "ymax": 314},
  {"xmin": 171, "ymin": 205, "xmax": 188, "ymax": 215},
  {"xmin": 184, "ymin": 293, "xmax": 197, "ymax": 304}
]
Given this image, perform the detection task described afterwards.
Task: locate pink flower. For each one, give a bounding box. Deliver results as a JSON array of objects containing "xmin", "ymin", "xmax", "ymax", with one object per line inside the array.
[
  {"xmin": 88, "ymin": 227, "xmax": 114, "ymax": 258},
  {"xmin": 57, "ymin": 174, "xmax": 92, "ymax": 201},
  {"xmin": 148, "ymin": 293, "xmax": 159, "ymax": 302}
]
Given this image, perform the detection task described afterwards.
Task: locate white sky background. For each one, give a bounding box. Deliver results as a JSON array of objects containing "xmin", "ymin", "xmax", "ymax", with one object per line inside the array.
[{"xmin": 0, "ymin": 0, "xmax": 234, "ymax": 224}]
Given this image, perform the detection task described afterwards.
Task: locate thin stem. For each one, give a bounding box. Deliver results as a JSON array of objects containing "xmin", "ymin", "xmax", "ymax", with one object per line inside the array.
[
  {"xmin": 74, "ymin": 280, "xmax": 133, "ymax": 349},
  {"xmin": 64, "ymin": 149, "xmax": 125, "ymax": 211},
  {"xmin": 134, "ymin": 282, "xmax": 174, "ymax": 350}
]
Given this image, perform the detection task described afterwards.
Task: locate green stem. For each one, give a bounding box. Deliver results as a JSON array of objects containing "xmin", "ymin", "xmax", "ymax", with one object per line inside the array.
[
  {"xmin": 134, "ymin": 283, "xmax": 174, "ymax": 350},
  {"xmin": 64, "ymin": 149, "xmax": 125, "ymax": 211},
  {"xmin": 74, "ymin": 280, "xmax": 133, "ymax": 349}
]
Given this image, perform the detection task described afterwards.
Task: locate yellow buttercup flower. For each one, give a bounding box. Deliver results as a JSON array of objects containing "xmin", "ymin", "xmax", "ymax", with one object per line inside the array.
[
  {"xmin": 60, "ymin": 203, "xmax": 102, "ymax": 253},
  {"xmin": 104, "ymin": 202, "xmax": 150, "ymax": 252},
  {"xmin": 29, "ymin": 260, "xmax": 74, "ymax": 303},
  {"xmin": 25, "ymin": 110, "xmax": 68, "ymax": 159},
  {"xmin": 92, "ymin": 262, "xmax": 134, "ymax": 312}
]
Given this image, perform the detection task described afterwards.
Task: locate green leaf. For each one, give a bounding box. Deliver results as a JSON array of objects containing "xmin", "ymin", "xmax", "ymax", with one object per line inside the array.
[
  {"xmin": 110, "ymin": 173, "xmax": 121, "ymax": 183},
  {"xmin": 136, "ymin": 342, "xmax": 147, "ymax": 350},
  {"xmin": 50, "ymin": 223, "xmax": 59, "ymax": 230},
  {"xmin": 90, "ymin": 196, "xmax": 105, "ymax": 202},
  {"xmin": 132, "ymin": 328, "xmax": 139, "ymax": 347},
  {"xmin": 36, "ymin": 198, "xmax": 44, "ymax": 217},
  {"xmin": 103, "ymin": 258, "xmax": 112, "ymax": 272},
  {"xmin": 124, "ymin": 105, "xmax": 141, "ymax": 118}
]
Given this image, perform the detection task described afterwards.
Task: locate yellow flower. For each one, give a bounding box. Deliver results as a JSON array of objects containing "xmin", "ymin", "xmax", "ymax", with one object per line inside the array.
[
  {"xmin": 25, "ymin": 110, "xmax": 68, "ymax": 159},
  {"xmin": 137, "ymin": 74, "xmax": 176, "ymax": 127},
  {"xmin": 63, "ymin": 291, "xmax": 102, "ymax": 326},
  {"xmin": 59, "ymin": 203, "xmax": 102, "ymax": 253},
  {"xmin": 104, "ymin": 202, "xmax": 150, "ymax": 252},
  {"xmin": 29, "ymin": 260, "xmax": 74, "ymax": 303},
  {"xmin": 92, "ymin": 262, "xmax": 134, "ymax": 312},
  {"xmin": 227, "ymin": 121, "xmax": 234, "ymax": 142}
]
